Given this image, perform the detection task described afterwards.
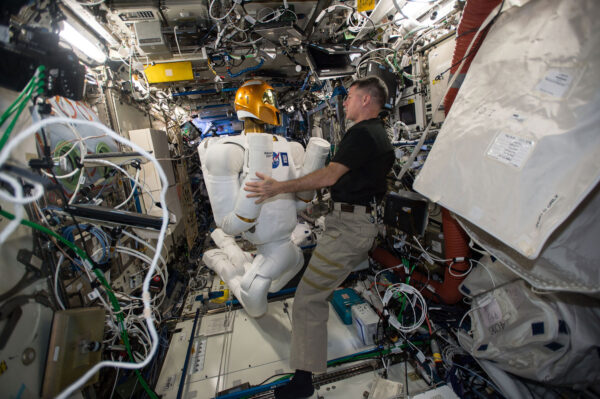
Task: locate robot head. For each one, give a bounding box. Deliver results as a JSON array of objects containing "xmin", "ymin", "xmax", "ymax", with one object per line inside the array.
[{"xmin": 234, "ymin": 80, "xmax": 281, "ymax": 126}]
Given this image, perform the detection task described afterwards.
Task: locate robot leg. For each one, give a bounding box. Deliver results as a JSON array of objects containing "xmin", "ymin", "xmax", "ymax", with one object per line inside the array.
[
  {"xmin": 202, "ymin": 249, "xmax": 242, "ymax": 283},
  {"xmin": 235, "ymin": 255, "xmax": 272, "ymax": 317},
  {"xmin": 211, "ymin": 228, "xmax": 253, "ymax": 271},
  {"xmin": 259, "ymin": 239, "xmax": 304, "ymax": 293}
]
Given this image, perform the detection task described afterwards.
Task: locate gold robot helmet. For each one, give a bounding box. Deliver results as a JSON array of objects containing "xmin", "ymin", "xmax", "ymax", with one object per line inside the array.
[{"xmin": 234, "ymin": 80, "xmax": 281, "ymax": 126}]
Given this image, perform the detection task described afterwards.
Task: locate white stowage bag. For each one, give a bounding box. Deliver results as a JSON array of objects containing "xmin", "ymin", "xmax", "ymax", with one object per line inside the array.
[
  {"xmin": 413, "ymin": 0, "xmax": 600, "ymax": 290},
  {"xmin": 458, "ymin": 278, "xmax": 600, "ymax": 388}
]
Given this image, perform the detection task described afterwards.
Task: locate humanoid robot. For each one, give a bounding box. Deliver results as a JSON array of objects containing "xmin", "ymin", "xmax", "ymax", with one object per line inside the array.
[{"xmin": 198, "ymin": 80, "xmax": 330, "ymax": 317}]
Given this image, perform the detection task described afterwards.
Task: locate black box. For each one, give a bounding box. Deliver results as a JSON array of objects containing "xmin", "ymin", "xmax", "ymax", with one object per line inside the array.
[{"xmin": 383, "ymin": 190, "xmax": 429, "ymax": 236}]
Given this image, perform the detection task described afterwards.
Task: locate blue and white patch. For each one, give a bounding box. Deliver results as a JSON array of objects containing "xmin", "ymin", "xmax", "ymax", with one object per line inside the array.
[{"xmin": 272, "ymin": 152, "xmax": 289, "ymax": 168}]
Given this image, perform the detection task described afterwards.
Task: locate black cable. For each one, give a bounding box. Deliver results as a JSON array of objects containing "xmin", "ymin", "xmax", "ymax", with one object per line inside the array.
[{"xmin": 254, "ymin": 373, "xmax": 292, "ymax": 387}]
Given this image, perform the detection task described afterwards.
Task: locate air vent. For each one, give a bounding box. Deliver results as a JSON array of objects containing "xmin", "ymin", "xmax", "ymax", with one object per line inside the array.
[{"xmin": 119, "ymin": 10, "xmax": 156, "ymax": 22}]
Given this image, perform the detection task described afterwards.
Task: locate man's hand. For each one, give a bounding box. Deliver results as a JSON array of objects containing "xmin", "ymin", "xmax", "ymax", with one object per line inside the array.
[{"xmin": 244, "ymin": 172, "xmax": 280, "ymax": 204}]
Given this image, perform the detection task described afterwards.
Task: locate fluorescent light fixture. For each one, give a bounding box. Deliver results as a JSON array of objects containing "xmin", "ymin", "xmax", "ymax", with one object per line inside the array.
[
  {"xmin": 60, "ymin": 21, "xmax": 107, "ymax": 63},
  {"xmin": 62, "ymin": 0, "xmax": 119, "ymax": 47}
]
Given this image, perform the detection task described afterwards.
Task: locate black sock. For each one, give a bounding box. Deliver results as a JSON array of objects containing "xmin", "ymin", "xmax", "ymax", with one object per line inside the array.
[{"xmin": 274, "ymin": 369, "xmax": 314, "ymax": 399}]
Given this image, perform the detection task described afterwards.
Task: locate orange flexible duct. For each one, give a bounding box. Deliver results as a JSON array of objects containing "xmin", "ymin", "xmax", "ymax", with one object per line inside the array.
[{"xmin": 444, "ymin": 0, "xmax": 502, "ymax": 114}]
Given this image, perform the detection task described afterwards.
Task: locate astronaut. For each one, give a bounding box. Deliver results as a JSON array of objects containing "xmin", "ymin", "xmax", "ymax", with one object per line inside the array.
[{"xmin": 198, "ymin": 80, "xmax": 330, "ymax": 317}]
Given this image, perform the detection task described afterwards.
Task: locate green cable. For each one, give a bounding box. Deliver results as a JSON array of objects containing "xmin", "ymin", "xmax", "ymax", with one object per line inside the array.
[
  {"xmin": 0, "ymin": 210, "xmax": 158, "ymax": 399},
  {"xmin": 396, "ymin": 259, "xmax": 419, "ymax": 324},
  {"xmin": 0, "ymin": 67, "xmax": 47, "ymax": 152},
  {"xmin": 0, "ymin": 78, "xmax": 34, "ymax": 126},
  {"xmin": 0, "ymin": 88, "xmax": 33, "ymax": 151},
  {"xmin": 0, "ymin": 66, "xmax": 45, "ymax": 126}
]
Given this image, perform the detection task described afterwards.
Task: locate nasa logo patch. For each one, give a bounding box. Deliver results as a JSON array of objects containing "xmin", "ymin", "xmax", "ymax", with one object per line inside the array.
[{"xmin": 272, "ymin": 152, "xmax": 280, "ymax": 168}]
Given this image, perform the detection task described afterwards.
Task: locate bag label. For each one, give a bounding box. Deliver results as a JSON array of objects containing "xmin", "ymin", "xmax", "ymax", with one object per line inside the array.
[
  {"xmin": 536, "ymin": 70, "xmax": 573, "ymax": 98},
  {"xmin": 487, "ymin": 132, "xmax": 534, "ymax": 168}
]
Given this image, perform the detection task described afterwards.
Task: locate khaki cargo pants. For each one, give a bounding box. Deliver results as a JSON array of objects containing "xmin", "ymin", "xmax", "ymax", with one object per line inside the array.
[{"xmin": 289, "ymin": 205, "xmax": 378, "ymax": 373}]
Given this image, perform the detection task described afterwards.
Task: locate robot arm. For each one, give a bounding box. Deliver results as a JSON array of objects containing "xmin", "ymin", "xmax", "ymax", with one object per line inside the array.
[
  {"xmin": 295, "ymin": 137, "xmax": 330, "ymax": 210},
  {"xmin": 203, "ymin": 133, "xmax": 273, "ymax": 236}
]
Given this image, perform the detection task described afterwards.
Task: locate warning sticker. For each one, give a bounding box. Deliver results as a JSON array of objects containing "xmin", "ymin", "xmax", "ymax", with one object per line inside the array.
[
  {"xmin": 487, "ymin": 133, "xmax": 534, "ymax": 168},
  {"xmin": 536, "ymin": 70, "xmax": 573, "ymax": 98}
]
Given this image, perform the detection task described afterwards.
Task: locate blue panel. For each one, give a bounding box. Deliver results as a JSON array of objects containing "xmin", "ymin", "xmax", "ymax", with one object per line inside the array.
[
  {"xmin": 558, "ymin": 320, "xmax": 568, "ymax": 334},
  {"xmin": 531, "ymin": 322, "xmax": 545, "ymax": 335},
  {"xmin": 545, "ymin": 342, "xmax": 563, "ymax": 351}
]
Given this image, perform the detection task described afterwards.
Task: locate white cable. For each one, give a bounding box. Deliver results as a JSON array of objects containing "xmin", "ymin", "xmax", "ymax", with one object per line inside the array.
[
  {"xmin": 91, "ymin": 159, "xmax": 157, "ymax": 208},
  {"xmin": 209, "ymin": 0, "xmax": 237, "ymax": 21},
  {"xmin": 115, "ymin": 246, "xmax": 168, "ymax": 287},
  {"xmin": 79, "ymin": 0, "xmax": 106, "ymax": 5},
  {"xmin": 0, "ymin": 172, "xmax": 24, "ymax": 244},
  {"xmin": 41, "ymin": 167, "xmax": 80, "ymax": 179},
  {"xmin": 469, "ymin": 258, "xmax": 496, "ymax": 288},
  {"xmin": 115, "ymin": 246, "xmax": 167, "ymax": 307},
  {"xmin": 122, "ymin": 230, "xmax": 166, "ymax": 266},
  {"xmin": 413, "ymin": 236, "xmax": 451, "ymax": 263},
  {"xmin": 0, "ymin": 117, "xmax": 168, "ymax": 399},
  {"xmin": 109, "ymin": 368, "xmax": 119, "ymax": 399},
  {"xmin": 0, "ymin": 172, "xmax": 44, "ymax": 205},
  {"xmin": 382, "ymin": 282, "xmax": 427, "ymax": 333},
  {"xmin": 448, "ymin": 259, "xmax": 473, "ymax": 278},
  {"xmin": 115, "ymin": 167, "xmax": 140, "ymax": 210},
  {"xmin": 68, "ymin": 166, "xmax": 87, "ymax": 205},
  {"xmin": 173, "ymin": 26, "xmax": 183, "ymax": 57},
  {"xmin": 54, "ymin": 254, "xmax": 66, "ymax": 310}
]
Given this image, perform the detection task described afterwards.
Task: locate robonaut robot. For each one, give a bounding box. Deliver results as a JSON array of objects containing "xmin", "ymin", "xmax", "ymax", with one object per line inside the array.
[{"xmin": 198, "ymin": 80, "xmax": 330, "ymax": 317}]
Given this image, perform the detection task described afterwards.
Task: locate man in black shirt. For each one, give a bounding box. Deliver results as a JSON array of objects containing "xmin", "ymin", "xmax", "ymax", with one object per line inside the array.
[{"xmin": 245, "ymin": 77, "xmax": 394, "ymax": 399}]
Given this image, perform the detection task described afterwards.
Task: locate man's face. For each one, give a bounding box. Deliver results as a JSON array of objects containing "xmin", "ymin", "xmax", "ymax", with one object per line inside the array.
[{"xmin": 343, "ymin": 85, "xmax": 365, "ymax": 122}]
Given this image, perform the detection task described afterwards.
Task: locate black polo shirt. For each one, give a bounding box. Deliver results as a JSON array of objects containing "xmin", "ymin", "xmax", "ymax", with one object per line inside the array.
[{"xmin": 330, "ymin": 118, "xmax": 394, "ymax": 206}]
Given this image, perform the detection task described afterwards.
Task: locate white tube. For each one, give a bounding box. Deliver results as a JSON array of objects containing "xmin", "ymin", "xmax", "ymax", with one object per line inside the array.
[
  {"xmin": 223, "ymin": 133, "xmax": 272, "ymax": 230},
  {"xmin": 296, "ymin": 137, "xmax": 330, "ymax": 203}
]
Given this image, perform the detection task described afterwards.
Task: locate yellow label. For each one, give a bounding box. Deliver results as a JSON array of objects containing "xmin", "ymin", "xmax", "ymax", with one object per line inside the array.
[
  {"xmin": 0, "ymin": 360, "xmax": 6, "ymax": 376},
  {"xmin": 408, "ymin": 99, "xmax": 415, "ymax": 104},
  {"xmin": 357, "ymin": 0, "xmax": 376, "ymax": 12}
]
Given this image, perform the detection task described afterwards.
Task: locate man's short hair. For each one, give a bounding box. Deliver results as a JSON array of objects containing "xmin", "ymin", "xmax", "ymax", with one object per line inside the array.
[{"xmin": 350, "ymin": 76, "xmax": 389, "ymax": 109}]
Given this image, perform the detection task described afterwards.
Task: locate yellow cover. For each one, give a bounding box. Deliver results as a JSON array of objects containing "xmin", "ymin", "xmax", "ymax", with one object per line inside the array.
[{"xmin": 144, "ymin": 62, "xmax": 194, "ymax": 83}]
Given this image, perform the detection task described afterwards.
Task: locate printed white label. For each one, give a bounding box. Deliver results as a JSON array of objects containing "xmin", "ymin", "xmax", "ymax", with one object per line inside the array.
[
  {"xmin": 165, "ymin": 69, "xmax": 173, "ymax": 77},
  {"xmin": 480, "ymin": 297, "xmax": 503, "ymax": 328},
  {"xmin": 487, "ymin": 133, "xmax": 534, "ymax": 168},
  {"xmin": 536, "ymin": 70, "xmax": 573, "ymax": 98}
]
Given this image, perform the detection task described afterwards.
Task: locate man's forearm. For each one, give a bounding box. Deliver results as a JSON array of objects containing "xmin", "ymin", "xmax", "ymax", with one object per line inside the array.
[{"xmin": 276, "ymin": 165, "xmax": 335, "ymax": 195}]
